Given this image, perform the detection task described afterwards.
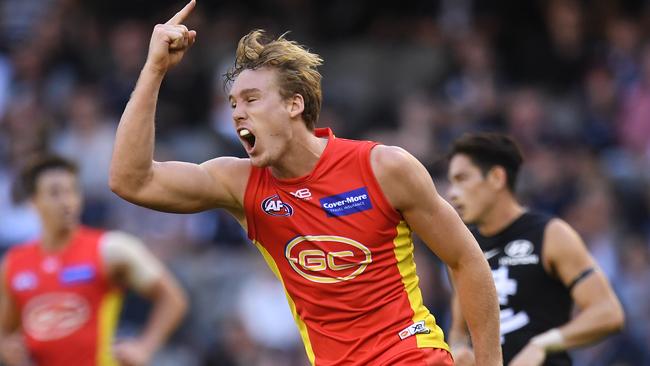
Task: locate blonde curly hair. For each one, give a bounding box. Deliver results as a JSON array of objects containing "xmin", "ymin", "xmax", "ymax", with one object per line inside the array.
[{"xmin": 225, "ymin": 29, "xmax": 323, "ymax": 130}]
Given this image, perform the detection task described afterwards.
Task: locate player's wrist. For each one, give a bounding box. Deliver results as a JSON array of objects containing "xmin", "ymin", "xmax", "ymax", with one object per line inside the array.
[
  {"xmin": 449, "ymin": 339, "xmax": 473, "ymax": 354},
  {"xmin": 142, "ymin": 61, "xmax": 169, "ymax": 77},
  {"xmin": 530, "ymin": 328, "xmax": 565, "ymax": 353},
  {"xmin": 135, "ymin": 335, "xmax": 160, "ymax": 357}
]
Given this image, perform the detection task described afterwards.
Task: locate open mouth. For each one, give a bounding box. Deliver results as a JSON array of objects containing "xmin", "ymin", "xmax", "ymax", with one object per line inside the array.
[{"xmin": 238, "ymin": 128, "xmax": 256, "ymax": 151}]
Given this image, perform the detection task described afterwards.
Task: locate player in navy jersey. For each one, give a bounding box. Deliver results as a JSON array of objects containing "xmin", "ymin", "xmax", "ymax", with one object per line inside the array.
[{"xmin": 445, "ymin": 133, "xmax": 624, "ymax": 366}]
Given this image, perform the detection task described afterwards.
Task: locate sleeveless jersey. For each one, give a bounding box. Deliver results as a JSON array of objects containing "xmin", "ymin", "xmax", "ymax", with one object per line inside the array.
[
  {"xmin": 4, "ymin": 226, "xmax": 123, "ymax": 366},
  {"xmin": 244, "ymin": 128, "xmax": 448, "ymax": 366},
  {"xmin": 470, "ymin": 211, "xmax": 572, "ymax": 365}
]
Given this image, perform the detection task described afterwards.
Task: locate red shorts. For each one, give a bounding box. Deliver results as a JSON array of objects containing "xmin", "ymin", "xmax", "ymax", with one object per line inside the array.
[{"xmin": 381, "ymin": 348, "xmax": 454, "ymax": 365}]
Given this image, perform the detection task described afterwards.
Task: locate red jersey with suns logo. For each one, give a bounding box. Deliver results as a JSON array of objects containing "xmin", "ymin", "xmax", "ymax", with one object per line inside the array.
[
  {"xmin": 4, "ymin": 226, "xmax": 123, "ymax": 366},
  {"xmin": 244, "ymin": 128, "xmax": 449, "ymax": 366}
]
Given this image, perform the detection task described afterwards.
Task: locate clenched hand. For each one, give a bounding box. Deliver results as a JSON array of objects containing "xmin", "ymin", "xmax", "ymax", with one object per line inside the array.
[{"xmin": 145, "ymin": 0, "xmax": 197, "ymax": 74}]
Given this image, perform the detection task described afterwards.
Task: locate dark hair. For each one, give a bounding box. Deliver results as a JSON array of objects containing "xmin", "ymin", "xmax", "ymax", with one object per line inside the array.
[
  {"xmin": 14, "ymin": 155, "xmax": 78, "ymax": 202},
  {"xmin": 449, "ymin": 133, "xmax": 524, "ymax": 192}
]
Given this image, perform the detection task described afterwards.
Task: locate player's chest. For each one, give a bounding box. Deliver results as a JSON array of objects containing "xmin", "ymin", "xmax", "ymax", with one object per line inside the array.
[
  {"xmin": 255, "ymin": 184, "xmax": 383, "ymax": 233},
  {"xmin": 10, "ymin": 256, "xmax": 102, "ymax": 301},
  {"xmin": 253, "ymin": 184, "xmax": 401, "ymax": 272}
]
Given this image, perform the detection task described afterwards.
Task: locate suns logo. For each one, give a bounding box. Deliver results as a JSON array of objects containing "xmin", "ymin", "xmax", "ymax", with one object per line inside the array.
[
  {"xmin": 23, "ymin": 292, "xmax": 90, "ymax": 341},
  {"xmin": 262, "ymin": 194, "xmax": 294, "ymax": 217},
  {"xmin": 285, "ymin": 235, "xmax": 372, "ymax": 283}
]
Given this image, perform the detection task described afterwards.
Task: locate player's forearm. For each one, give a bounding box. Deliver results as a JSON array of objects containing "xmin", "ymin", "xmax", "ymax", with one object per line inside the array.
[
  {"xmin": 447, "ymin": 292, "xmax": 471, "ymax": 348},
  {"xmin": 448, "ymin": 325, "xmax": 471, "ymax": 349},
  {"xmin": 450, "ymin": 255, "xmax": 502, "ymax": 365},
  {"xmin": 537, "ymin": 298, "xmax": 624, "ymax": 352},
  {"xmin": 0, "ymin": 331, "xmax": 30, "ymax": 366},
  {"xmin": 139, "ymin": 275, "xmax": 188, "ymax": 355},
  {"xmin": 109, "ymin": 65, "xmax": 165, "ymax": 197}
]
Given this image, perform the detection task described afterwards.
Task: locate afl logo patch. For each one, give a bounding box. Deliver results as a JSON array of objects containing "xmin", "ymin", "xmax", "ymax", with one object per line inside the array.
[
  {"xmin": 12, "ymin": 271, "xmax": 38, "ymax": 291},
  {"xmin": 285, "ymin": 235, "xmax": 372, "ymax": 283},
  {"xmin": 23, "ymin": 292, "xmax": 90, "ymax": 341},
  {"xmin": 505, "ymin": 240, "xmax": 534, "ymax": 258},
  {"xmin": 261, "ymin": 194, "xmax": 294, "ymax": 217}
]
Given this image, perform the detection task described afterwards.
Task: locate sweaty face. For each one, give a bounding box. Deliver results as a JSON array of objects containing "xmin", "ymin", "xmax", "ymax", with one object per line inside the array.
[
  {"xmin": 447, "ymin": 154, "xmax": 497, "ymax": 225},
  {"xmin": 228, "ymin": 68, "xmax": 293, "ymax": 167},
  {"xmin": 32, "ymin": 169, "xmax": 82, "ymax": 231}
]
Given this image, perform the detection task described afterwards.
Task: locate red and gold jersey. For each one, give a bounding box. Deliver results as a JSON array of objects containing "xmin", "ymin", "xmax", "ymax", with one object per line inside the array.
[
  {"xmin": 4, "ymin": 226, "xmax": 123, "ymax": 366},
  {"xmin": 244, "ymin": 128, "xmax": 449, "ymax": 365}
]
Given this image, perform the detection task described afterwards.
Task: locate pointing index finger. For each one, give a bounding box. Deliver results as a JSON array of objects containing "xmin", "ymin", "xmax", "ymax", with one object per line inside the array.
[{"xmin": 165, "ymin": 0, "xmax": 196, "ymax": 25}]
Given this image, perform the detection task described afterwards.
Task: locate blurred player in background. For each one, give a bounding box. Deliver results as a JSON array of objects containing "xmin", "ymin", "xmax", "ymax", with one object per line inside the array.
[
  {"xmin": 0, "ymin": 155, "xmax": 187, "ymax": 366},
  {"xmin": 446, "ymin": 133, "xmax": 624, "ymax": 366},
  {"xmin": 109, "ymin": 1, "xmax": 501, "ymax": 364}
]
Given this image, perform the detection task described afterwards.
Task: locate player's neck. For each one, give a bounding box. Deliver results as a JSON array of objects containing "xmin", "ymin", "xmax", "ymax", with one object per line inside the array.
[
  {"xmin": 40, "ymin": 224, "xmax": 77, "ymax": 253},
  {"xmin": 477, "ymin": 195, "xmax": 525, "ymax": 237},
  {"xmin": 270, "ymin": 129, "xmax": 327, "ymax": 180}
]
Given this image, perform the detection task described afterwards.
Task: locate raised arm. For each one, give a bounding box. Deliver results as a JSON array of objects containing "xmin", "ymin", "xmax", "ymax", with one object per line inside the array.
[
  {"xmin": 509, "ymin": 219, "xmax": 624, "ymax": 366},
  {"xmin": 109, "ymin": 0, "xmax": 249, "ymax": 216},
  {"xmin": 371, "ymin": 145, "xmax": 501, "ymax": 365}
]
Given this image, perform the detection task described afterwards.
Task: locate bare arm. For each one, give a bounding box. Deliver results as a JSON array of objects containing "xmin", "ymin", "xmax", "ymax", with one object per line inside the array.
[
  {"xmin": 448, "ymin": 290, "xmax": 470, "ymax": 346},
  {"xmin": 109, "ymin": 0, "xmax": 249, "ymax": 216},
  {"xmin": 0, "ymin": 260, "xmax": 19, "ymax": 336},
  {"xmin": 548, "ymin": 219, "xmax": 624, "ymax": 346},
  {"xmin": 448, "ymin": 289, "xmax": 476, "ymax": 366},
  {"xmin": 510, "ymin": 219, "xmax": 624, "ymax": 365},
  {"xmin": 0, "ymin": 260, "xmax": 30, "ymax": 366},
  {"xmin": 102, "ymin": 232, "xmax": 188, "ymax": 365},
  {"xmin": 371, "ymin": 145, "xmax": 501, "ymax": 365}
]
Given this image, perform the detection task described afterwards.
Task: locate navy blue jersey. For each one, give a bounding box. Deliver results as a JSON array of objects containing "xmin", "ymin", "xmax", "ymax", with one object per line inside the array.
[{"xmin": 470, "ymin": 212, "xmax": 572, "ymax": 365}]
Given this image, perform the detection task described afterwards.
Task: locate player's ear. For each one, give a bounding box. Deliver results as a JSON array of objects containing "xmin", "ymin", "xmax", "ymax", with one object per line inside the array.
[
  {"xmin": 487, "ymin": 166, "xmax": 507, "ymax": 191},
  {"xmin": 287, "ymin": 93, "xmax": 305, "ymax": 118}
]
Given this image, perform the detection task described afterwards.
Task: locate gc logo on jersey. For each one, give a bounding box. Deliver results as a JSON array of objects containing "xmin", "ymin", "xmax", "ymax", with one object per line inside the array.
[
  {"xmin": 23, "ymin": 292, "xmax": 90, "ymax": 341},
  {"xmin": 285, "ymin": 235, "xmax": 372, "ymax": 283},
  {"xmin": 262, "ymin": 194, "xmax": 294, "ymax": 217}
]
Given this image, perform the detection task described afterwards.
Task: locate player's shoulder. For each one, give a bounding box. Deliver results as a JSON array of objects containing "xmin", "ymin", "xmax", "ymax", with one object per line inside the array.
[
  {"xmin": 544, "ymin": 217, "xmax": 579, "ymax": 241},
  {"xmin": 99, "ymin": 230, "xmax": 145, "ymax": 249},
  {"xmin": 4, "ymin": 240, "xmax": 39, "ymax": 258},
  {"xmin": 201, "ymin": 156, "xmax": 251, "ymax": 174},
  {"xmin": 369, "ymin": 145, "xmax": 432, "ymax": 210},
  {"xmin": 201, "ymin": 156, "xmax": 252, "ymax": 194},
  {"xmin": 370, "ymin": 145, "xmax": 416, "ymax": 176},
  {"xmin": 518, "ymin": 210, "xmax": 554, "ymax": 230},
  {"xmin": 2, "ymin": 241, "xmax": 39, "ymax": 273},
  {"xmin": 98, "ymin": 230, "xmax": 154, "ymax": 267},
  {"xmin": 542, "ymin": 216, "xmax": 588, "ymax": 261}
]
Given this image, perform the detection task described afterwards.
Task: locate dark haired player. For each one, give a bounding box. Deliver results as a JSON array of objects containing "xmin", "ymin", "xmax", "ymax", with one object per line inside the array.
[
  {"xmin": 0, "ymin": 156, "xmax": 187, "ymax": 366},
  {"xmin": 446, "ymin": 133, "xmax": 624, "ymax": 366}
]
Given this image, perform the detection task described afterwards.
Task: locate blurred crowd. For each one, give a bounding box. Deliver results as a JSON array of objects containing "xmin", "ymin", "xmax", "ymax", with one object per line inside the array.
[{"xmin": 1, "ymin": 0, "xmax": 649, "ymax": 365}]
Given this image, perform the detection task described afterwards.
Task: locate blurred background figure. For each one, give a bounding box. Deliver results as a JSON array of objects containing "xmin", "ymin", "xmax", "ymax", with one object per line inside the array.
[
  {"xmin": 1, "ymin": 0, "xmax": 650, "ymax": 364},
  {"xmin": 445, "ymin": 133, "xmax": 624, "ymax": 365},
  {"xmin": 0, "ymin": 155, "xmax": 187, "ymax": 366}
]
